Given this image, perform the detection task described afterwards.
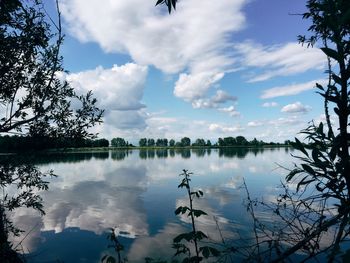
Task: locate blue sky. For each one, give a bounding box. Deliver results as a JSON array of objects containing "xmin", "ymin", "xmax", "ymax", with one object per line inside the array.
[{"xmin": 49, "ymin": 0, "xmax": 331, "ymax": 143}]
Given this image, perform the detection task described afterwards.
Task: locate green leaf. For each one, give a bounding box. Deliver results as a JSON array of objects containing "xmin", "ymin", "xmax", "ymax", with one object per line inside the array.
[
  {"xmin": 291, "ymin": 138, "xmax": 309, "ymax": 157},
  {"xmin": 286, "ymin": 168, "xmax": 302, "ymax": 181},
  {"xmin": 200, "ymin": 246, "xmax": 210, "ymax": 258},
  {"xmin": 192, "ymin": 209, "xmax": 207, "ymax": 217},
  {"xmin": 106, "ymin": 256, "xmax": 116, "ymax": 263},
  {"xmin": 174, "ymin": 232, "xmax": 193, "ymax": 243},
  {"xmin": 332, "ymin": 74, "xmax": 342, "ymax": 85},
  {"xmin": 317, "ymin": 122, "xmax": 324, "ymax": 135},
  {"xmin": 329, "ymin": 146, "xmax": 337, "ymax": 161},
  {"xmin": 315, "ymin": 83, "xmax": 324, "ymax": 91},
  {"xmin": 195, "ymin": 230, "xmax": 208, "ymax": 240},
  {"xmin": 321, "ymin": 47, "xmax": 340, "ymax": 61},
  {"xmin": 297, "ymin": 176, "xmax": 315, "ymax": 191},
  {"xmin": 155, "ymin": 0, "xmax": 163, "ymax": 6},
  {"xmin": 209, "ymin": 247, "xmax": 220, "ymax": 257},
  {"xmin": 101, "ymin": 255, "xmax": 108, "ymax": 262},
  {"xmin": 175, "ymin": 206, "xmax": 189, "ymax": 215},
  {"xmin": 301, "ymin": 163, "xmax": 316, "ymax": 176},
  {"xmin": 175, "ymin": 206, "xmax": 183, "ymax": 215}
]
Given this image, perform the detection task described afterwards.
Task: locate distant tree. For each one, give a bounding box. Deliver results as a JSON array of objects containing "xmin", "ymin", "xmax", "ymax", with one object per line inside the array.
[
  {"xmin": 206, "ymin": 140, "xmax": 212, "ymax": 147},
  {"xmin": 147, "ymin": 138, "xmax": 155, "ymax": 147},
  {"xmin": 180, "ymin": 137, "xmax": 191, "ymax": 147},
  {"xmin": 169, "ymin": 139, "xmax": 175, "ymax": 147},
  {"xmin": 192, "ymin": 138, "xmax": 206, "ymax": 146},
  {"xmin": 284, "ymin": 140, "xmax": 291, "ymax": 145},
  {"xmin": 236, "ymin": 136, "xmax": 248, "ymax": 146},
  {"xmin": 111, "ymin": 137, "xmax": 127, "ymax": 147},
  {"xmin": 250, "ymin": 138, "xmax": 259, "ymax": 146},
  {"xmin": 139, "ymin": 138, "xmax": 147, "ymax": 147},
  {"xmin": 155, "ymin": 138, "xmax": 168, "ymax": 147},
  {"xmin": 223, "ymin": 136, "xmax": 236, "ymax": 146},
  {"xmin": 218, "ymin": 137, "xmax": 224, "ymax": 147},
  {"xmin": 175, "ymin": 141, "xmax": 182, "ymax": 147},
  {"xmin": 92, "ymin": 138, "xmax": 109, "ymax": 147}
]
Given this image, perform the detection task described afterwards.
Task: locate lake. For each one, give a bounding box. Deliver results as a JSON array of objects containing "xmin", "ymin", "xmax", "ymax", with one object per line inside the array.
[{"xmin": 9, "ymin": 147, "xmax": 295, "ymax": 262}]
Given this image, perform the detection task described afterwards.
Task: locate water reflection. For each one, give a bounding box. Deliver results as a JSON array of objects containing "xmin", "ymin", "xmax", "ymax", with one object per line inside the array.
[{"xmin": 7, "ymin": 147, "xmax": 294, "ymax": 262}]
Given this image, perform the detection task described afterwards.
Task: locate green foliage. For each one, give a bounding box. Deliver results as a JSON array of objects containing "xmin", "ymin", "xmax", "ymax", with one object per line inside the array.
[
  {"xmin": 139, "ymin": 138, "xmax": 147, "ymax": 147},
  {"xmin": 0, "ymin": 1, "xmax": 104, "ymax": 260},
  {"xmin": 156, "ymin": 138, "xmax": 168, "ymax": 147},
  {"xmin": 180, "ymin": 137, "xmax": 191, "ymax": 147},
  {"xmin": 173, "ymin": 170, "xmax": 220, "ymax": 263},
  {"xmin": 0, "ymin": 0, "xmax": 103, "ymax": 137},
  {"xmin": 101, "ymin": 228, "xmax": 127, "ymax": 263},
  {"xmin": 147, "ymin": 138, "xmax": 155, "ymax": 147},
  {"xmin": 111, "ymin": 137, "xmax": 128, "ymax": 147},
  {"xmin": 169, "ymin": 139, "xmax": 175, "ymax": 147}
]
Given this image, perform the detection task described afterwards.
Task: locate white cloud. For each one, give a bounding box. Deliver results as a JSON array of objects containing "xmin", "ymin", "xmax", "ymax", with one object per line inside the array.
[
  {"xmin": 60, "ymin": 0, "xmax": 247, "ymax": 107},
  {"xmin": 60, "ymin": 63, "xmax": 148, "ymax": 137},
  {"xmin": 262, "ymin": 102, "xmax": 278, "ymax": 107},
  {"xmin": 209, "ymin": 123, "xmax": 244, "ymax": 133},
  {"xmin": 270, "ymin": 116, "xmax": 304, "ymax": 126},
  {"xmin": 281, "ymin": 102, "xmax": 312, "ymax": 114},
  {"xmin": 60, "ymin": 0, "xmax": 246, "ymax": 74},
  {"xmin": 234, "ymin": 42, "xmax": 326, "ymax": 82},
  {"xmin": 191, "ymin": 90, "xmax": 237, "ymax": 110},
  {"xmin": 261, "ymin": 79, "xmax": 327, "ymax": 99},
  {"xmin": 174, "ymin": 72, "xmax": 225, "ymax": 102},
  {"xmin": 218, "ymin": 106, "xmax": 240, "ymax": 117},
  {"xmin": 65, "ymin": 63, "xmax": 147, "ymax": 111},
  {"xmin": 247, "ymin": 121, "xmax": 263, "ymax": 127}
]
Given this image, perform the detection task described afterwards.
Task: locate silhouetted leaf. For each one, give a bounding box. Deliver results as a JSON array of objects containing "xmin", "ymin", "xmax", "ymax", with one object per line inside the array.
[
  {"xmin": 209, "ymin": 247, "xmax": 220, "ymax": 257},
  {"xmin": 286, "ymin": 168, "xmax": 303, "ymax": 181},
  {"xmin": 321, "ymin": 47, "xmax": 340, "ymax": 61},
  {"xmin": 200, "ymin": 246, "xmax": 210, "ymax": 258},
  {"xmin": 301, "ymin": 163, "xmax": 316, "ymax": 176},
  {"xmin": 315, "ymin": 83, "xmax": 324, "ymax": 90},
  {"xmin": 155, "ymin": 0, "xmax": 163, "ymax": 6},
  {"xmin": 195, "ymin": 230, "xmax": 208, "ymax": 240},
  {"xmin": 192, "ymin": 209, "xmax": 207, "ymax": 217},
  {"xmin": 297, "ymin": 176, "xmax": 315, "ymax": 191},
  {"xmin": 174, "ymin": 233, "xmax": 193, "ymax": 243},
  {"xmin": 332, "ymin": 74, "xmax": 342, "ymax": 85},
  {"xmin": 291, "ymin": 138, "xmax": 309, "ymax": 157},
  {"xmin": 106, "ymin": 256, "xmax": 116, "ymax": 263}
]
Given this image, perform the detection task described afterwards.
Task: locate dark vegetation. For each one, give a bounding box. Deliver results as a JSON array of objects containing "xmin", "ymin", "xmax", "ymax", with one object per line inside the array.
[
  {"xmin": 0, "ymin": 0, "xmax": 103, "ymax": 261},
  {"xmin": 0, "ymin": 135, "xmax": 109, "ymax": 152},
  {"xmin": 0, "ymin": 135, "xmax": 288, "ymax": 152}
]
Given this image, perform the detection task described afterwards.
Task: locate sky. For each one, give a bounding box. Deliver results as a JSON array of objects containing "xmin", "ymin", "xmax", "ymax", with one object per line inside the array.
[{"xmin": 47, "ymin": 0, "xmax": 331, "ymax": 143}]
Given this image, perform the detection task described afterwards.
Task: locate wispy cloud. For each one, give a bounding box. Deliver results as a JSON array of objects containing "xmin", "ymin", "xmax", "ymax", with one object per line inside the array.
[
  {"xmin": 209, "ymin": 123, "xmax": 244, "ymax": 133},
  {"xmin": 281, "ymin": 102, "xmax": 312, "ymax": 114},
  {"xmin": 234, "ymin": 41, "xmax": 326, "ymax": 82},
  {"xmin": 262, "ymin": 102, "xmax": 278, "ymax": 107},
  {"xmin": 218, "ymin": 106, "xmax": 240, "ymax": 117},
  {"xmin": 247, "ymin": 121, "xmax": 264, "ymax": 127},
  {"xmin": 261, "ymin": 79, "xmax": 327, "ymax": 99}
]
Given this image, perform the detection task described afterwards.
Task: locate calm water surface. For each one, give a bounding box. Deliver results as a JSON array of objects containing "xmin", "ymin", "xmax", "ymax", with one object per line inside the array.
[{"xmin": 11, "ymin": 147, "xmax": 294, "ymax": 262}]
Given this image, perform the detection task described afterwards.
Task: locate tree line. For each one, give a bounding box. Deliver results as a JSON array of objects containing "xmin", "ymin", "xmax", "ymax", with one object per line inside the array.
[
  {"xmin": 138, "ymin": 136, "xmax": 289, "ymax": 148},
  {"xmin": 0, "ymin": 135, "xmax": 290, "ymax": 152}
]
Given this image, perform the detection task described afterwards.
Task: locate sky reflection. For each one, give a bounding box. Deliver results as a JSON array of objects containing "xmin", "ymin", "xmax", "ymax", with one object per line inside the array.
[{"xmin": 10, "ymin": 148, "xmax": 294, "ymax": 262}]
